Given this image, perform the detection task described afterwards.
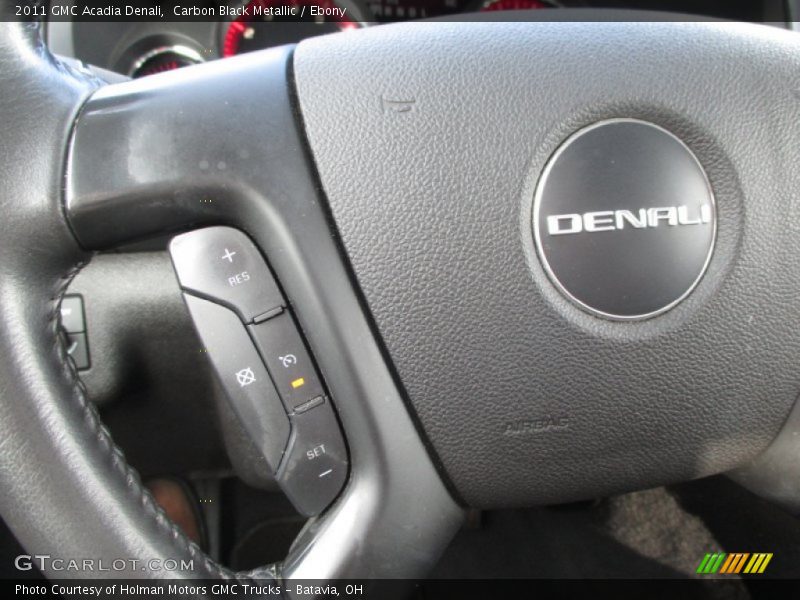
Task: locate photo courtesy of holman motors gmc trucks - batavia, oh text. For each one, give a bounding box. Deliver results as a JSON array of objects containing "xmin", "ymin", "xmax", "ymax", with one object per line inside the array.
[{"xmin": 2, "ymin": 1, "xmax": 800, "ymax": 599}]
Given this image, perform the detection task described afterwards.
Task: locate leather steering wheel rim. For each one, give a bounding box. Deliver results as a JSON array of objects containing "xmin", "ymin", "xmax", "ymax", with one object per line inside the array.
[
  {"xmin": 0, "ymin": 14, "xmax": 463, "ymax": 586},
  {"xmin": 0, "ymin": 11, "xmax": 462, "ymax": 584},
  {"xmin": 0, "ymin": 17, "xmax": 245, "ymax": 582},
  {"xmin": 4, "ymin": 5, "xmax": 800, "ymax": 588}
]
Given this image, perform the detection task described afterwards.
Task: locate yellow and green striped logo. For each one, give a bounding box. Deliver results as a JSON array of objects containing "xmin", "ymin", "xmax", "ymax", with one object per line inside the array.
[{"xmin": 696, "ymin": 552, "xmax": 773, "ymax": 575}]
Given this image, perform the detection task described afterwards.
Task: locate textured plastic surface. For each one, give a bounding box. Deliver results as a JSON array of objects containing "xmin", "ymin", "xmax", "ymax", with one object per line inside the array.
[
  {"xmin": 12, "ymin": 10, "xmax": 800, "ymax": 584},
  {"xmin": 294, "ymin": 21, "xmax": 800, "ymax": 507},
  {"xmin": 65, "ymin": 44, "xmax": 462, "ymax": 578}
]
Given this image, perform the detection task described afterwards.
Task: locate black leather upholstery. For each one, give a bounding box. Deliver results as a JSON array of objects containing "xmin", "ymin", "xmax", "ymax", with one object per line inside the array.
[{"xmin": 0, "ymin": 16, "xmax": 254, "ymax": 581}]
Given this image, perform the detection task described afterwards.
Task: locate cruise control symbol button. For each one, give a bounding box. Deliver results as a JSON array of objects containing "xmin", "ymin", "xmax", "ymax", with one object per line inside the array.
[
  {"xmin": 235, "ymin": 367, "xmax": 256, "ymax": 387},
  {"xmin": 221, "ymin": 248, "xmax": 237, "ymax": 263},
  {"xmin": 250, "ymin": 312, "xmax": 326, "ymax": 410},
  {"xmin": 279, "ymin": 354, "xmax": 297, "ymax": 368}
]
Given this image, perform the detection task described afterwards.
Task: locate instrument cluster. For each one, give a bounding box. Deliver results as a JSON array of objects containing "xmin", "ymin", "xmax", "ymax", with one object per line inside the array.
[{"xmin": 51, "ymin": 0, "xmax": 786, "ymax": 78}]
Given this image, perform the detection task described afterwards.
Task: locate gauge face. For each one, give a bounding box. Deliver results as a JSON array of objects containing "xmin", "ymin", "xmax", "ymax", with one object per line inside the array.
[
  {"xmin": 481, "ymin": 0, "xmax": 549, "ymax": 9},
  {"xmin": 222, "ymin": 0, "xmax": 358, "ymax": 58},
  {"xmin": 367, "ymin": 1, "xmax": 464, "ymax": 20},
  {"xmin": 130, "ymin": 46, "xmax": 204, "ymax": 78}
]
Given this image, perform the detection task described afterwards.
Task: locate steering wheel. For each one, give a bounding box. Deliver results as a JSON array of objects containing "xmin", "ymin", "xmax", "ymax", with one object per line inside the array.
[{"xmin": 3, "ymin": 6, "xmax": 800, "ymax": 589}]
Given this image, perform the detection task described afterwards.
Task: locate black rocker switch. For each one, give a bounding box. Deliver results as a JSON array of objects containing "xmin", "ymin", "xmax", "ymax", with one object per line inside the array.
[
  {"xmin": 170, "ymin": 227, "xmax": 348, "ymax": 516},
  {"xmin": 183, "ymin": 294, "xmax": 290, "ymax": 473},
  {"xmin": 276, "ymin": 397, "xmax": 348, "ymax": 516},
  {"xmin": 170, "ymin": 226, "xmax": 285, "ymax": 323},
  {"xmin": 251, "ymin": 313, "xmax": 348, "ymax": 516},
  {"xmin": 249, "ymin": 312, "xmax": 325, "ymax": 412},
  {"xmin": 59, "ymin": 294, "xmax": 90, "ymax": 371}
]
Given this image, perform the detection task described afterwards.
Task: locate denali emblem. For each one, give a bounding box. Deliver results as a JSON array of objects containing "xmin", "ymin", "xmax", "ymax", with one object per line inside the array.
[
  {"xmin": 533, "ymin": 119, "xmax": 716, "ymax": 320},
  {"xmin": 547, "ymin": 204, "xmax": 713, "ymax": 236}
]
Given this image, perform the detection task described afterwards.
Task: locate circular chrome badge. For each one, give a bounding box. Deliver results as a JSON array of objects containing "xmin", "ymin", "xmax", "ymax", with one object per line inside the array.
[{"xmin": 533, "ymin": 119, "xmax": 716, "ymax": 320}]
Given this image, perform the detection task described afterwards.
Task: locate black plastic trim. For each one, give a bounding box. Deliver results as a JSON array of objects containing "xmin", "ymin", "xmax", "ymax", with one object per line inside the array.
[
  {"xmin": 64, "ymin": 44, "xmax": 463, "ymax": 580},
  {"xmin": 283, "ymin": 55, "xmax": 467, "ymax": 509}
]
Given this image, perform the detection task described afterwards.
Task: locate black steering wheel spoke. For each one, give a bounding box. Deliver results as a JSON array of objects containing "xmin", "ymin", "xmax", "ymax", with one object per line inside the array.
[
  {"xmin": 4, "ymin": 5, "xmax": 800, "ymax": 590},
  {"xmin": 67, "ymin": 46, "xmax": 303, "ymax": 250},
  {"xmin": 3, "ymin": 14, "xmax": 462, "ymax": 586}
]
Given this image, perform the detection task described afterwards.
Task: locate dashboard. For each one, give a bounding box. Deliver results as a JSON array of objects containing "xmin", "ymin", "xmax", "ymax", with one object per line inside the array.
[{"xmin": 48, "ymin": 0, "xmax": 791, "ymax": 77}]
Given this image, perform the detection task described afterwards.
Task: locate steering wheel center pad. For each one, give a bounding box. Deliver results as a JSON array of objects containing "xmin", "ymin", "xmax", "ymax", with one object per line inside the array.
[
  {"xmin": 4, "ymin": 9, "xmax": 800, "ymax": 585},
  {"xmin": 294, "ymin": 20, "xmax": 800, "ymax": 507}
]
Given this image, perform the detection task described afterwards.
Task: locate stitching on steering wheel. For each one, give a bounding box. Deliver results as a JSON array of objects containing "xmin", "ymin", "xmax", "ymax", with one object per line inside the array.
[
  {"xmin": 9, "ymin": 14, "xmax": 281, "ymax": 584},
  {"xmin": 47, "ymin": 254, "xmax": 246, "ymax": 581}
]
